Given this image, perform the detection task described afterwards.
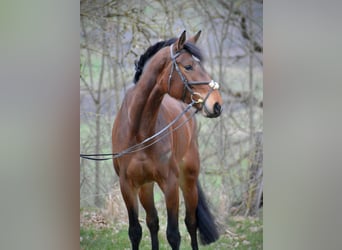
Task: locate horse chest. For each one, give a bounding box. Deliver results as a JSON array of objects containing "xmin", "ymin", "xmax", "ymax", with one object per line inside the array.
[{"xmin": 126, "ymin": 152, "xmax": 171, "ymax": 184}]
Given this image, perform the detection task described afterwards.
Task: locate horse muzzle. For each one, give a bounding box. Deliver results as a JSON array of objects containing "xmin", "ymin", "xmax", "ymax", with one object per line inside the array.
[{"xmin": 202, "ymin": 102, "xmax": 222, "ymax": 118}]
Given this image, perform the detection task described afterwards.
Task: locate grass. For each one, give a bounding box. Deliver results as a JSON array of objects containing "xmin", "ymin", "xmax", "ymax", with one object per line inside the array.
[{"xmin": 80, "ymin": 213, "xmax": 262, "ymax": 250}]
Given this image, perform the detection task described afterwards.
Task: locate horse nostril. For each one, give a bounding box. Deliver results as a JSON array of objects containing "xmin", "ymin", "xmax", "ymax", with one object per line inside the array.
[{"xmin": 214, "ymin": 102, "xmax": 222, "ymax": 115}]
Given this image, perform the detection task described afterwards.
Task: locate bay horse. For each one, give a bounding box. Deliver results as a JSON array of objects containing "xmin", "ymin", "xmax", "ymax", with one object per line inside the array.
[{"xmin": 112, "ymin": 30, "xmax": 222, "ymax": 250}]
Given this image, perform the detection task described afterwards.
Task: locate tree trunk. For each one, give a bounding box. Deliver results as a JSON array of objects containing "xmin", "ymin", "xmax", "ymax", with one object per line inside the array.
[{"xmin": 94, "ymin": 16, "xmax": 107, "ymax": 208}]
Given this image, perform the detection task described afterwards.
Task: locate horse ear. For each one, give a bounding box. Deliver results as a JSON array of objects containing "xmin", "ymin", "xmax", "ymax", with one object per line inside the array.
[
  {"xmin": 175, "ymin": 30, "xmax": 186, "ymax": 51},
  {"xmin": 188, "ymin": 30, "xmax": 202, "ymax": 44}
]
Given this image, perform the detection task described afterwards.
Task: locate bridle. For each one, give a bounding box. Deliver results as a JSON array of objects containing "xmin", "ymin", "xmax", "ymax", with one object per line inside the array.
[{"xmin": 167, "ymin": 44, "xmax": 220, "ymax": 106}]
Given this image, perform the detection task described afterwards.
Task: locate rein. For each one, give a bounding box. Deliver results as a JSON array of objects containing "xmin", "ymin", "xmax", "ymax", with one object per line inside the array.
[{"xmin": 80, "ymin": 101, "xmax": 198, "ymax": 161}]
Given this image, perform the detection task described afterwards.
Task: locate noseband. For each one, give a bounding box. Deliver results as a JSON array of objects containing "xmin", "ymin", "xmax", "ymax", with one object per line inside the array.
[{"xmin": 167, "ymin": 44, "xmax": 220, "ymax": 105}]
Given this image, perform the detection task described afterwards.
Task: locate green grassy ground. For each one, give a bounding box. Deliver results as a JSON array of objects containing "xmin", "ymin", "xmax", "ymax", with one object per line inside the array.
[{"xmin": 80, "ymin": 214, "xmax": 262, "ymax": 250}]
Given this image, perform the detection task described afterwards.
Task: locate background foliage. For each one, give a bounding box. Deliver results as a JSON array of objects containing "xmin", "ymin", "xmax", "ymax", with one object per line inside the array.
[{"xmin": 80, "ymin": 0, "xmax": 263, "ymax": 248}]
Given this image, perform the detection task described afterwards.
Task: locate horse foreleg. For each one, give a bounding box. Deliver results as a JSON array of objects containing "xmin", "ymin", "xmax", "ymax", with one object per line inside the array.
[
  {"xmin": 162, "ymin": 174, "xmax": 181, "ymax": 250},
  {"xmin": 139, "ymin": 183, "xmax": 159, "ymax": 250},
  {"xmin": 120, "ymin": 179, "xmax": 142, "ymax": 250}
]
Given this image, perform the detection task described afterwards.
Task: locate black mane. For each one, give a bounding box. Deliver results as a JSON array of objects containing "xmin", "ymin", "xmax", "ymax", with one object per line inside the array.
[
  {"xmin": 133, "ymin": 38, "xmax": 176, "ymax": 84},
  {"xmin": 133, "ymin": 38, "xmax": 203, "ymax": 84}
]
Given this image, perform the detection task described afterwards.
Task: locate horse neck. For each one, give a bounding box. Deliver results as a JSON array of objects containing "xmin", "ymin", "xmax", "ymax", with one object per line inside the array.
[
  {"xmin": 138, "ymin": 82, "xmax": 164, "ymax": 139},
  {"xmin": 128, "ymin": 56, "xmax": 169, "ymax": 141}
]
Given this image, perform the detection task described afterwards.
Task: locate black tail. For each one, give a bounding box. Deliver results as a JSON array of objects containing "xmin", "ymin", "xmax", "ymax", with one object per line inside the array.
[{"xmin": 196, "ymin": 181, "xmax": 220, "ymax": 245}]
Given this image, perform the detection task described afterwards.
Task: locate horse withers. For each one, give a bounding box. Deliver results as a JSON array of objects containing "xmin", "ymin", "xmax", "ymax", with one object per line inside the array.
[{"xmin": 112, "ymin": 30, "xmax": 222, "ymax": 250}]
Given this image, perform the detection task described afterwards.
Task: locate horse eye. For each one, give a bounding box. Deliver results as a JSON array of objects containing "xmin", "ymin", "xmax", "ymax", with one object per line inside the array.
[{"xmin": 184, "ymin": 65, "xmax": 193, "ymax": 71}]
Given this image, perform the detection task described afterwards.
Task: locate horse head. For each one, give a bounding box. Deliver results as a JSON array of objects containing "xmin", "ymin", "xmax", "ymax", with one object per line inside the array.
[{"xmin": 163, "ymin": 30, "xmax": 223, "ymax": 118}]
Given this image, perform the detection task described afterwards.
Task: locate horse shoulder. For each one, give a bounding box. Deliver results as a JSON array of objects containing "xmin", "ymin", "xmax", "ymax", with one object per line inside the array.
[{"xmin": 160, "ymin": 95, "xmax": 197, "ymax": 160}]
